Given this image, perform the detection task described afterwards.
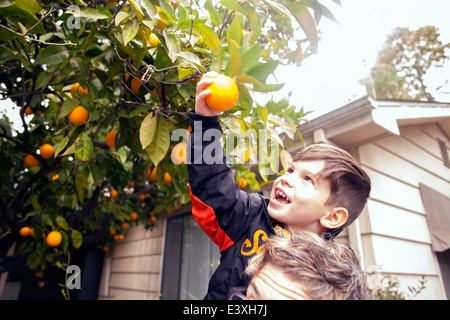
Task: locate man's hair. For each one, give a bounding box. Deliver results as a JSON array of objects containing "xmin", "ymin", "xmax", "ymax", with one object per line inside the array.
[
  {"xmin": 294, "ymin": 143, "xmax": 371, "ymax": 228},
  {"xmin": 245, "ymin": 231, "xmax": 372, "ymax": 300}
]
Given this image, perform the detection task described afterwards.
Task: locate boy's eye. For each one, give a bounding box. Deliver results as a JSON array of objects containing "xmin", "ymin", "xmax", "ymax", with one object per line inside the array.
[
  {"xmin": 287, "ymin": 168, "xmax": 294, "ymax": 174},
  {"xmin": 304, "ymin": 176, "xmax": 314, "ymax": 184}
]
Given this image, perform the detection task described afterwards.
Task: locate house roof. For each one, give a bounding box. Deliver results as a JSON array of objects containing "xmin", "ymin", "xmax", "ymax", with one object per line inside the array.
[{"xmin": 298, "ymin": 96, "xmax": 450, "ymax": 148}]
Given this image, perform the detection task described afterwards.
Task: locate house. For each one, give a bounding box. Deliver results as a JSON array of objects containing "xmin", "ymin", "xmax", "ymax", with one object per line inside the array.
[{"xmin": 97, "ymin": 96, "xmax": 450, "ymax": 300}]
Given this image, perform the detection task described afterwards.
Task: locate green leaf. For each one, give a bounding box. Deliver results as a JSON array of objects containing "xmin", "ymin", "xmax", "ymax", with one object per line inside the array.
[
  {"xmin": 55, "ymin": 136, "xmax": 69, "ymax": 158},
  {"xmin": 75, "ymin": 133, "xmax": 94, "ymax": 162},
  {"xmin": 68, "ymin": 7, "xmax": 109, "ymax": 20},
  {"xmin": 205, "ymin": 0, "xmax": 222, "ymax": 26},
  {"xmin": 193, "ymin": 23, "xmax": 221, "ymax": 54},
  {"xmin": 71, "ymin": 229, "xmax": 83, "ymax": 249},
  {"xmin": 227, "ymin": 15, "xmax": 242, "ymax": 46},
  {"xmin": 220, "ymin": 0, "xmax": 247, "ymax": 15},
  {"xmin": 56, "ymin": 216, "xmax": 69, "ymax": 231},
  {"xmin": 15, "ymin": 0, "xmax": 42, "ymax": 15},
  {"xmin": 75, "ymin": 165, "xmax": 89, "ymax": 202},
  {"xmin": 145, "ymin": 116, "xmax": 170, "ymax": 166},
  {"xmin": 115, "ymin": 11, "xmax": 130, "ymax": 26},
  {"xmin": 122, "ymin": 19, "xmax": 139, "ymax": 46},
  {"xmin": 35, "ymin": 46, "xmax": 69, "ymax": 66},
  {"xmin": 139, "ymin": 113, "xmax": 157, "ymax": 150},
  {"xmin": 228, "ymin": 38, "xmax": 241, "ymax": 77},
  {"xmin": 283, "ymin": 2, "xmax": 318, "ymax": 52}
]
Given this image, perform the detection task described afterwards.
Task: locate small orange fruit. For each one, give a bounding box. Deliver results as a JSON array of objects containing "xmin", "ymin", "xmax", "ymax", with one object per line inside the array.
[
  {"xmin": 46, "ymin": 231, "xmax": 62, "ymax": 247},
  {"xmin": 68, "ymin": 106, "xmax": 89, "ymax": 126},
  {"xmin": 164, "ymin": 172, "xmax": 172, "ymax": 185},
  {"xmin": 171, "ymin": 142, "xmax": 187, "ymax": 165},
  {"xmin": 130, "ymin": 212, "xmax": 138, "ymax": 220},
  {"xmin": 24, "ymin": 154, "xmax": 39, "ymax": 168},
  {"xmin": 39, "ymin": 144, "xmax": 54, "ymax": 159},
  {"xmin": 205, "ymin": 74, "xmax": 239, "ymax": 111},
  {"xmin": 19, "ymin": 226, "xmax": 32, "ymax": 237},
  {"xmin": 147, "ymin": 33, "xmax": 160, "ymax": 47},
  {"xmin": 148, "ymin": 167, "xmax": 157, "ymax": 181},
  {"xmin": 238, "ymin": 177, "xmax": 248, "ymax": 188},
  {"xmin": 106, "ymin": 130, "xmax": 118, "ymax": 149},
  {"xmin": 70, "ymin": 82, "xmax": 89, "ymax": 98},
  {"xmin": 51, "ymin": 174, "xmax": 59, "ymax": 181},
  {"xmin": 131, "ymin": 77, "xmax": 142, "ymax": 95},
  {"xmin": 24, "ymin": 106, "xmax": 33, "ymax": 115},
  {"xmin": 110, "ymin": 189, "xmax": 118, "ymax": 198},
  {"xmin": 35, "ymin": 271, "xmax": 44, "ymax": 278},
  {"xmin": 38, "ymin": 281, "xmax": 45, "ymax": 288},
  {"xmin": 147, "ymin": 215, "xmax": 156, "ymax": 224},
  {"xmin": 121, "ymin": 222, "xmax": 129, "ymax": 230}
]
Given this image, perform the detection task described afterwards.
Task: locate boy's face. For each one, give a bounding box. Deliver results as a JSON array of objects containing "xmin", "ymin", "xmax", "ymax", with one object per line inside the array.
[{"xmin": 267, "ymin": 160, "xmax": 332, "ymax": 233}]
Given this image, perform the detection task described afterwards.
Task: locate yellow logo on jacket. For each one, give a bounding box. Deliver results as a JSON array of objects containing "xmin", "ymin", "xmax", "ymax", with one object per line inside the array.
[{"xmin": 240, "ymin": 230, "xmax": 268, "ymax": 256}]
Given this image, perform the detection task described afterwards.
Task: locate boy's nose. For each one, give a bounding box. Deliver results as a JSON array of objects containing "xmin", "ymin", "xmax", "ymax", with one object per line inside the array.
[{"xmin": 280, "ymin": 175, "xmax": 294, "ymax": 187}]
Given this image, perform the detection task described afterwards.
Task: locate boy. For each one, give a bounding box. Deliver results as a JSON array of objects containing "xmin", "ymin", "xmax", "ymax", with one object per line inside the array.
[
  {"xmin": 242, "ymin": 230, "xmax": 371, "ymax": 300},
  {"xmin": 187, "ymin": 72, "xmax": 371, "ymax": 300}
]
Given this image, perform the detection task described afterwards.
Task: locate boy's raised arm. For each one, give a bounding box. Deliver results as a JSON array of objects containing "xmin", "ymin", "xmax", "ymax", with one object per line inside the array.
[{"xmin": 187, "ymin": 73, "xmax": 261, "ymax": 252}]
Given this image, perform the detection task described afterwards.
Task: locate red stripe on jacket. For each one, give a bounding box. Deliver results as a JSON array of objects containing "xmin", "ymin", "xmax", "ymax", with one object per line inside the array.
[{"xmin": 189, "ymin": 185, "xmax": 235, "ymax": 252}]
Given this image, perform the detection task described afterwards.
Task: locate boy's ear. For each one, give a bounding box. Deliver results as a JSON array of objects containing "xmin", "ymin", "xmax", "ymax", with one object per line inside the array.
[{"xmin": 320, "ymin": 207, "xmax": 348, "ymax": 230}]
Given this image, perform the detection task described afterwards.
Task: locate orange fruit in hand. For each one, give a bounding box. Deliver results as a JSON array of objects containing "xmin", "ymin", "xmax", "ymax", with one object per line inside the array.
[
  {"xmin": 19, "ymin": 226, "xmax": 32, "ymax": 237},
  {"xmin": 205, "ymin": 74, "xmax": 239, "ymax": 111},
  {"xmin": 70, "ymin": 82, "xmax": 89, "ymax": 98},
  {"xmin": 46, "ymin": 231, "xmax": 62, "ymax": 247},
  {"xmin": 68, "ymin": 106, "xmax": 89, "ymax": 126},
  {"xmin": 39, "ymin": 144, "xmax": 54, "ymax": 159},
  {"xmin": 106, "ymin": 130, "xmax": 118, "ymax": 149},
  {"xmin": 24, "ymin": 154, "xmax": 39, "ymax": 168},
  {"xmin": 171, "ymin": 142, "xmax": 187, "ymax": 165},
  {"xmin": 164, "ymin": 172, "xmax": 172, "ymax": 185}
]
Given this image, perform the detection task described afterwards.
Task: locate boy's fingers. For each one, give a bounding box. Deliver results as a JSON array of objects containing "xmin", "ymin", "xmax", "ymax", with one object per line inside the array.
[{"xmin": 196, "ymin": 77, "xmax": 215, "ymax": 96}]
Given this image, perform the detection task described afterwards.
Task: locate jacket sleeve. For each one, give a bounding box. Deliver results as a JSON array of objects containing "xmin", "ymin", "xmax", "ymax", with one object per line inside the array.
[{"xmin": 187, "ymin": 111, "xmax": 262, "ymax": 252}]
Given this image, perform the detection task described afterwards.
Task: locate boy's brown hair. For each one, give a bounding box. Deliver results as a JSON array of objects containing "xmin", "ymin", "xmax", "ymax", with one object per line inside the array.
[
  {"xmin": 294, "ymin": 144, "xmax": 371, "ymax": 229},
  {"xmin": 246, "ymin": 231, "xmax": 372, "ymax": 300}
]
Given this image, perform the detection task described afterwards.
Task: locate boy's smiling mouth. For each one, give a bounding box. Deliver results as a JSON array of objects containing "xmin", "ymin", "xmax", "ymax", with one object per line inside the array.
[{"xmin": 272, "ymin": 187, "xmax": 291, "ymax": 205}]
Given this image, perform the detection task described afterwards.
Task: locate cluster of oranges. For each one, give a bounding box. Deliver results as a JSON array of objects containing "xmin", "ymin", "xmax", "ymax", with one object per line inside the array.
[
  {"xmin": 19, "ymin": 227, "xmax": 62, "ymax": 247},
  {"xmin": 24, "ymin": 143, "xmax": 55, "ymax": 168}
]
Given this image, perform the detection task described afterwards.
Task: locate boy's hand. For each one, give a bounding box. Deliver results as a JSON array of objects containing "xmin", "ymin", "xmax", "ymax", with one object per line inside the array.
[{"xmin": 195, "ymin": 72, "xmax": 223, "ymax": 117}]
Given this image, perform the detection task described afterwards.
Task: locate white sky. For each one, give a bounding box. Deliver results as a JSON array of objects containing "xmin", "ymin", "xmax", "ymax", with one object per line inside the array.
[
  {"xmin": 1, "ymin": 0, "xmax": 450, "ymax": 128},
  {"xmin": 275, "ymin": 0, "xmax": 450, "ymax": 119}
]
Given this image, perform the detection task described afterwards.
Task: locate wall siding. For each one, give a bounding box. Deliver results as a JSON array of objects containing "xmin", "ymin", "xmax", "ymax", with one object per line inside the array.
[
  {"xmin": 358, "ymin": 122, "xmax": 450, "ymax": 299},
  {"xmin": 100, "ymin": 221, "xmax": 165, "ymax": 300}
]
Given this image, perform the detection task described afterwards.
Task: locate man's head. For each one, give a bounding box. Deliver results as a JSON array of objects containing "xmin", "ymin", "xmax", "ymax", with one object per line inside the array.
[
  {"xmin": 245, "ymin": 231, "xmax": 371, "ymax": 300},
  {"xmin": 267, "ymin": 143, "xmax": 371, "ymax": 236}
]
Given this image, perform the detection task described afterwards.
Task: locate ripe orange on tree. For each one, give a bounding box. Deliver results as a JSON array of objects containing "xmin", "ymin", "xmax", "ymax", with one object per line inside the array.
[
  {"xmin": 164, "ymin": 172, "xmax": 172, "ymax": 185},
  {"xmin": 46, "ymin": 231, "xmax": 62, "ymax": 247},
  {"xmin": 121, "ymin": 222, "xmax": 129, "ymax": 230},
  {"xmin": 238, "ymin": 177, "xmax": 248, "ymax": 188},
  {"xmin": 130, "ymin": 212, "xmax": 138, "ymax": 220},
  {"xmin": 68, "ymin": 106, "xmax": 89, "ymax": 126},
  {"xmin": 147, "ymin": 166, "xmax": 157, "ymax": 181},
  {"xmin": 147, "ymin": 215, "xmax": 157, "ymax": 224},
  {"xmin": 109, "ymin": 228, "xmax": 116, "ymax": 235},
  {"xmin": 110, "ymin": 189, "xmax": 118, "ymax": 198},
  {"xmin": 147, "ymin": 33, "xmax": 160, "ymax": 47},
  {"xmin": 171, "ymin": 142, "xmax": 187, "ymax": 165},
  {"xmin": 24, "ymin": 154, "xmax": 39, "ymax": 168},
  {"xmin": 70, "ymin": 82, "xmax": 89, "ymax": 98},
  {"xmin": 205, "ymin": 74, "xmax": 239, "ymax": 111},
  {"xmin": 106, "ymin": 130, "xmax": 118, "ymax": 149},
  {"xmin": 39, "ymin": 144, "xmax": 54, "ymax": 159},
  {"xmin": 24, "ymin": 106, "xmax": 33, "ymax": 115},
  {"xmin": 19, "ymin": 226, "xmax": 32, "ymax": 237}
]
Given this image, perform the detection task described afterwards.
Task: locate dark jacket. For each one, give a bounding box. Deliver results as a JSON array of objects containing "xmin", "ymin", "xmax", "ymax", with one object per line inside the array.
[{"xmin": 187, "ymin": 111, "xmax": 275, "ymax": 300}]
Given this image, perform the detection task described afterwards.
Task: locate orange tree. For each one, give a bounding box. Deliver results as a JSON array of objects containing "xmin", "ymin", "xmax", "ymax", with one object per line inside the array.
[{"xmin": 0, "ymin": 0, "xmax": 338, "ymax": 281}]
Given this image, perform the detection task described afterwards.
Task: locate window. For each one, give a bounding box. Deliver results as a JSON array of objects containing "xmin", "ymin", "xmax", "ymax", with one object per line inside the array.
[
  {"xmin": 438, "ymin": 139, "xmax": 450, "ymax": 168},
  {"xmin": 161, "ymin": 212, "xmax": 220, "ymax": 300}
]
